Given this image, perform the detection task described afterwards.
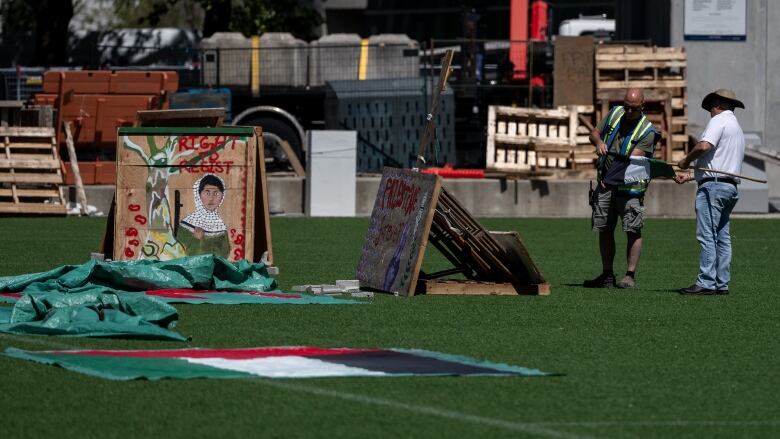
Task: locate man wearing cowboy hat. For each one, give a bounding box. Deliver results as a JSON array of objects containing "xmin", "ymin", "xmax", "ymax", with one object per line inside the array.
[{"xmin": 674, "ymin": 89, "xmax": 746, "ymax": 295}]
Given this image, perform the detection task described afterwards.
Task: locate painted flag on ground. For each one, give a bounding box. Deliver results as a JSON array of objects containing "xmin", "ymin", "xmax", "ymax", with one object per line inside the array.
[
  {"xmin": 602, "ymin": 155, "xmax": 676, "ymax": 186},
  {"xmin": 1, "ymin": 289, "xmax": 360, "ymax": 305},
  {"xmin": 3, "ymin": 346, "xmax": 554, "ymax": 380}
]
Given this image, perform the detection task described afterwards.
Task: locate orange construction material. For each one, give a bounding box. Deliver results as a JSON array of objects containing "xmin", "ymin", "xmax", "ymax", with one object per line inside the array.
[
  {"xmin": 34, "ymin": 70, "xmax": 178, "ymax": 151},
  {"xmin": 509, "ymin": 0, "xmax": 529, "ymax": 80}
]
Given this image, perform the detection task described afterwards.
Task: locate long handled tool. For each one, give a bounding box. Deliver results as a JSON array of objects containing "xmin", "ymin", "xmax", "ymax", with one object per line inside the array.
[{"xmin": 672, "ymin": 164, "xmax": 767, "ymax": 183}]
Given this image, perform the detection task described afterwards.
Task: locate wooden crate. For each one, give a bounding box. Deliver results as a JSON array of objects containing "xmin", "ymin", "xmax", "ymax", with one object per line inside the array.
[
  {"xmin": 595, "ymin": 45, "xmax": 686, "ymax": 89},
  {"xmin": 0, "ymin": 127, "xmax": 67, "ymax": 215},
  {"xmin": 486, "ymin": 105, "xmax": 594, "ymax": 172}
]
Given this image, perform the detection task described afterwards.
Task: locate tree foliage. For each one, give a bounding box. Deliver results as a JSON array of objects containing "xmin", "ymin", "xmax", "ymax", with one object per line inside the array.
[
  {"xmin": 112, "ymin": 0, "xmax": 323, "ymax": 39},
  {"xmin": 231, "ymin": 0, "xmax": 323, "ymax": 40},
  {"xmin": 1, "ymin": 0, "xmax": 74, "ymax": 65}
]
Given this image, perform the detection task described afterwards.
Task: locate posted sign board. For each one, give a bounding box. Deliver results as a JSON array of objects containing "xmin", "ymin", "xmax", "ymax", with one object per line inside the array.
[{"xmin": 684, "ymin": 0, "xmax": 746, "ymax": 41}]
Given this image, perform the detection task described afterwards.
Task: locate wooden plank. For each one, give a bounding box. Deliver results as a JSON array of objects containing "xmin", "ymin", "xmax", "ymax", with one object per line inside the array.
[
  {"xmin": 597, "ymin": 60, "xmax": 687, "ymax": 69},
  {"xmin": 486, "ymin": 105, "xmax": 497, "ymax": 170},
  {"xmin": 0, "ymin": 202, "xmax": 67, "ymax": 214},
  {"xmin": 416, "ymin": 50, "xmax": 454, "ymax": 168},
  {"xmin": 5, "ymin": 142, "xmax": 55, "ymax": 150},
  {"xmin": 596, "ymin": 53, "xmax": 686, "ymax": 62},
  {"xmin": 135, "ymin": 108, "xmax": 226, "ymax": 128},
  {"xmin": 0, "ymin": 188, "xmax": 60, "ymax": 197},
  {"xmin": 493, "ymin": 134, "xmax": 571, "ymax": 148},
  {"xmin": 494, "ymin": 106, "xmax": 571, "ymax": 119},
  {"xmin": 596, "ymin": 45, "xmax": 685, "ymax": 54},
  {"xmin": 0, "ymin": 127, "xmax": 56, "ymax": 137},
  {"xmin": 596, "ymin": 79, "xmax": 687, "ymax": 89},
  {"xmin": 279, "ymin": 140, "xmax": 305, "ymax": 177},
  {"xmin": 252, "ymin": 126, "xmax": 272, "ymax": 265},
  {"xmin": 2, "ymin": 153, "xmax": 57, "ymax": 160},
  {"xmin": 569, "ymin": 105, "xmax": 595, "ymax": 114},
  {"xmin": 0, "ymin": 158, "xmax": 60, "ymax": 169},
  {"xmin": 422, "ymin": 280, "xmax": 519, "ymax": 295},
  {"xmin": 64, "ymin": 121, "xmax": 89, "ymax": 215},
  {"xmin": 0, "ymin": 173, "xmax": 64, "ymax": 183},
  {"xmin": 553, "ymin": 36, "xmax": 594, "ymax": 107}
]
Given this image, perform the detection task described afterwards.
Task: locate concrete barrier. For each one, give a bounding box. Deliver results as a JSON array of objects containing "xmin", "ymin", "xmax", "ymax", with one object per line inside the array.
[
  {"xmin": 70, "ymin": 178, "xmax": 706, "ymax": 218},
  {"xmin": 201, "ymin": 32, "xmax": 251, "ymax": 87}
]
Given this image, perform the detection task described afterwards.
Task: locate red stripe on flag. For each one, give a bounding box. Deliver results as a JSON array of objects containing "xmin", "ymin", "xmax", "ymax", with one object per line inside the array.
[
  {"xmin": 46, "ymin": 347, "xmax": 383, "ymax": 359},
  {"xmin": 0, "ymin": 293, "xmax": 22, "ymax": 298},
  {"xmin": 144, "ymin": 289, "xmax": 302, "ymax": 299},
  {"xmin": 145, "ymin": 289, "xmax": 209, "ymax": 299}
]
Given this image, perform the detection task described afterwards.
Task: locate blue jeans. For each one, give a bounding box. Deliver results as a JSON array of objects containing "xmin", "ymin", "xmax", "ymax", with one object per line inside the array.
[{"xmin": 695, "ymin": 181, "xmax": 739, "ymax": 290}]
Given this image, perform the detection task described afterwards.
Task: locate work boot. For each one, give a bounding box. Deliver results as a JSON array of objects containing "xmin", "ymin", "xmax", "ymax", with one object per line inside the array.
[
  {"xmin": 616, "ymin": 275, "xmax": 636, "ymax": 289},
  {"xmin": 583, "ymin": 272, "xmax": 616, "ymax": 288}
]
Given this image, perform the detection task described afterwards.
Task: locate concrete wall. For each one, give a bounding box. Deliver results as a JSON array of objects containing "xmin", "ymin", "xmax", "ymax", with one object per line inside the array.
[
  {"xmin": 265, "ymin": 178, "xmax": 698, "ymax": 218},
  {"xmin": 766, "ymin": 1, "xmax": 780, "ymax": 155},
  {"xmin": 74, "ymin": 179, "xmax": 704, "ymax": 218},
  {"xmin": 671, "ymin": 0, "xmax": 778, "ymax": 152}
]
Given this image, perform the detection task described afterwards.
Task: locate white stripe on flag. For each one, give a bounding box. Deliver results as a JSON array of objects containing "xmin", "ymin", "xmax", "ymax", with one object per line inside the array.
[
  {"xmin": 184, "ymin": 356, "xmax": 388, "ymax": 378},
  {"xmin": 624, "ymin": 157, "xmax": 651, "ymax": 183}
]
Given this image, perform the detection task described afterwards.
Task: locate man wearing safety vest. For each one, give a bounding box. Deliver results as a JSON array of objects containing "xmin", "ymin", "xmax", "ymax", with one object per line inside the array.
[{"xmin": 584, "ymin": 88, "xmax": 660, "ymax": 289}]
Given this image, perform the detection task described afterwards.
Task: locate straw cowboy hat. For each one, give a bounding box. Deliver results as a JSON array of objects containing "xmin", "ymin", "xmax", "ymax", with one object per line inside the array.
[{"xmin": 701, "ymin": 89, "xmax": 745, "ymax": 111}]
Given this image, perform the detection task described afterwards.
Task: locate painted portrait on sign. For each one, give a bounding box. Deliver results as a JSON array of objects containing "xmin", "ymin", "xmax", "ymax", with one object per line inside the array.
[
  {"xmin": 114, "ymin": 128, "xmax": 257, "ymax": 263},
  {"xmin": 177, "ymin": 173, "xmax": 230, "ymax": 257}
]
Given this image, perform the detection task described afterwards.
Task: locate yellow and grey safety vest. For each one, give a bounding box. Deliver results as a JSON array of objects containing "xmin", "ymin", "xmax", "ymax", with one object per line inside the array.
[{"xmin": 598, "ymin": 105, "xmax": 656, "ymax": 196}]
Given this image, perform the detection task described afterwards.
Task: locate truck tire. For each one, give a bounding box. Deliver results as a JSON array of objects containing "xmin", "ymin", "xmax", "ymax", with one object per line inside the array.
[{"xmin": 242, "ymin": 115, "xmax": 305, "ymax": 167}]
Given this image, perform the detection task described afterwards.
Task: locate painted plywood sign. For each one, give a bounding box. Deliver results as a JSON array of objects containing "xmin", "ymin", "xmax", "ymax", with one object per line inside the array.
[
  {"xmin": 357, "ymin": 167, "xmax": 441, "ymax": 296},
  {"xmin": 114, "ymin": 127, "xmax": 257, "ymax": 262}
]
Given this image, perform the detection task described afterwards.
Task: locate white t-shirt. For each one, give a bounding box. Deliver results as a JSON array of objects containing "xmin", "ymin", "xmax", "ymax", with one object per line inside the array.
[{"xmin": 694, "ymin": 110, "xmax": 745, "ymax": 182}]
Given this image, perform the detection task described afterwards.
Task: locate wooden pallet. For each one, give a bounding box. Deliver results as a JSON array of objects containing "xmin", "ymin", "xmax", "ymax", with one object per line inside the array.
[
  {"xmin": 595, "ymin": 44, "xmax": 689, "ymax": 155},
  {"xmin": 595, "ymin": 45, "xmax": 687, "ymax": 89},
  {"xmin": 596, "ymin": 89, "xmax": 674, "ymax": 162},
  {"xmin": 486, "ymin": 105, "xmax": 594, "ymax": 171},
  {"xmin": 0, "ymin": 127, "xmax": 67, "ymax": 214}
]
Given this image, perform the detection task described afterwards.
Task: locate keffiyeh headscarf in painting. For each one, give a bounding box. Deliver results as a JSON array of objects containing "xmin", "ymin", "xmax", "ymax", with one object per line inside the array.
[{"xmin": 180, "ymin": 173, "xmax": 227, "ymax": 236}]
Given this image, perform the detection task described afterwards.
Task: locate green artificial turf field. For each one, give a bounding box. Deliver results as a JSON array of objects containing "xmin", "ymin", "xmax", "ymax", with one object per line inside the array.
[{"xmin": 0, "ymin": 216, "xmax": 778, "ymax": 438}]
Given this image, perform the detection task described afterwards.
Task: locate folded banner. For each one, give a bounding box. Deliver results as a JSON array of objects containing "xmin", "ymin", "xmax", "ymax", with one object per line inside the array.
[
  {"xmin": 3, "ymin": 346, "xmax": 555, "ymax": 380},
  {"xmin": 602, "ymin": 155, "xmax": 676, "ymax": 186}
]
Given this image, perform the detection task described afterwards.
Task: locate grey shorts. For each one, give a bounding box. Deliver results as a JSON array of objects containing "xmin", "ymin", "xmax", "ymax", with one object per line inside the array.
[{"xmin": 591, "ymin": 185, "xmax": 645, "ymax": 234}]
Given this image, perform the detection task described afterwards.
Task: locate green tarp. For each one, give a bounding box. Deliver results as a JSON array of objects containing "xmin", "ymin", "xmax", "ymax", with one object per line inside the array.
[
  {"xmin": 0, "ymin": 290, "xmax": 186, "ymax": 340},
  {"xmin": 0, "ymin": 255, "xmax": 280, "ymax": 340},
  {"xmin": 0, "ymin": 254, "xmax": 277, "ymax": 294}
]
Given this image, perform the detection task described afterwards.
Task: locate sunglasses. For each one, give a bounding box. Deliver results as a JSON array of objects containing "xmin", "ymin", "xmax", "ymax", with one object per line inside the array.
[{"xmin": 624, "ymin": 104, "xmax": 643, "ymax": 112}]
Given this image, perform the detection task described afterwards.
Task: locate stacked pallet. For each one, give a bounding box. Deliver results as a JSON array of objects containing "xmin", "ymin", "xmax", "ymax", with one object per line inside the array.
[
  {"xmin": 486, "ymin": 105, "xmax": 595, "ymax": 172},
  {"xmin": 595, "ymin": 45, "xmax": 688, "ymax": 161},
  {"xmin": 0, "ymin": 127, "xmax": 67, "ymax": 214}
]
